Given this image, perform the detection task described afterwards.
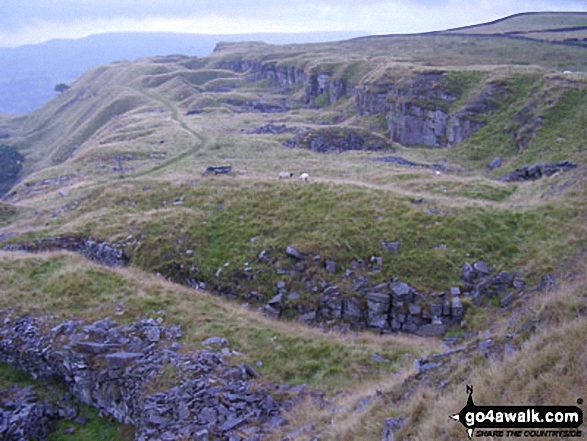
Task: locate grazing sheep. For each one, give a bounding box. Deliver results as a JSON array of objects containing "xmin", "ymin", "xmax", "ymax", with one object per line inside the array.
[
  {"xmin": 299, "ymin": 173, "xmax": 309, "ymax": 182},
  {"xmin": 278, "ymin": 172, "xmax": 294, "ymax": 179}
]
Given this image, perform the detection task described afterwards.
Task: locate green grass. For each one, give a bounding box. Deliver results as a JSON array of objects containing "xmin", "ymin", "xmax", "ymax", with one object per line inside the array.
[
  {"xmin": 412, "ymin": 180, "xmax": 517, "ymax": 201},
  {"xmin": 445, "ymin": 70, "xmax": 486, "ymax": 109},
  {"xmin": 0, "ymin": 256, "xmax": 131, "ymax": 314},
  {"xmin": 514, "ymin": 87, "xmax": 587, "ymax": 166},
  {"xmin": 49, "ymin": 407, "xmax": 132, "ymax": 441},
  {"xmin": 51, "ymin": 179, "xmax": 583, "ymax": 296},
  {"xmin": 0, "ymin": 363, "xmax": 36, "ymax": 387},
  {"xmin": 446, "ymin": 12, "xmax": 587, "ymax": 34},
  {"xmin": 446, "ymin": 72, "xmax": 586, "ymax": 169}
]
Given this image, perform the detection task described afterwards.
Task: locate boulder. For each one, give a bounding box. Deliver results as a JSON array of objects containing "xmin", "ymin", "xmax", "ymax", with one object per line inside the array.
[
  {"xmin": 286, "ymin": 246, "xmax": 307, "ymax": 260},
  {"xmin": 487, "ymin": 157, "xmax": 503, "ymax": 170}
]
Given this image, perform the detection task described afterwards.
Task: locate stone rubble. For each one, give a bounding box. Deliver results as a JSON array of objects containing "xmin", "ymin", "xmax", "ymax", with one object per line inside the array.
[
  {"xmin": 262, "ymin": 256, "xmax": 524, "ymax": 336},
  {"xmin": 0, "ymin": 386, "xmax": 57, "ymax": 441},
  {"xmin": 0, "ymin": 313, "xmax": 293, "ymax": 440}
]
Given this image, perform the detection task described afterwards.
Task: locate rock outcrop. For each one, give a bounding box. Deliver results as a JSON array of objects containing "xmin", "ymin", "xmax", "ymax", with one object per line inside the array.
[
  {"xmin": 499, "ymin": 161, "xmax": 578, "ymax": 181},
  {"xmin": 217, "ymin": 59, "xmax": 504, "ymax": 148},
  {"xmin": 0, "ymin": 313, "xmax": 289, "ymax": 440},
  {"xmin": 261, "ymin": 255, "xmax": 524, "ymax": 336}
]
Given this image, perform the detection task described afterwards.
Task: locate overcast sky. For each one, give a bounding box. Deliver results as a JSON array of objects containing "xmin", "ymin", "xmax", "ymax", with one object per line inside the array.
[{"xmin": 0, "ymin": 0, "xmax": 585, "ymax": 47}]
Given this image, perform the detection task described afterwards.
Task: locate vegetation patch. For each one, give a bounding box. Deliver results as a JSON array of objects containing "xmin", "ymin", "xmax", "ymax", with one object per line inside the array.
[{"xmin": 59, "ymin": 181, "xmax": 583, "ymax": 296}]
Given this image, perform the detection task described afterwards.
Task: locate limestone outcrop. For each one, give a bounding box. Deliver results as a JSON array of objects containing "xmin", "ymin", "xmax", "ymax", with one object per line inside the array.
[{"xmin": 218, "ymin": 59, "xmax": 505, "ymax": 148}]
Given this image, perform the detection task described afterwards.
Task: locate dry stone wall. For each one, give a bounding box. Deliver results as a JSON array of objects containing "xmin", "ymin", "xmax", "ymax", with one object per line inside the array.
[{"xmin": 0, "ymin": 313, "xmax": 291, "ymax": 440}]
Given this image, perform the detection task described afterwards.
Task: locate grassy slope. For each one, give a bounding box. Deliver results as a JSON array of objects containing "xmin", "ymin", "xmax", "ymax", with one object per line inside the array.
[
  {"xmin": 0, "ymin": 252, "xmax": 436, "ymax": 391},
  {"xmin": 0, "ymin": 12, "xmax": 586, "ymax": 440}
]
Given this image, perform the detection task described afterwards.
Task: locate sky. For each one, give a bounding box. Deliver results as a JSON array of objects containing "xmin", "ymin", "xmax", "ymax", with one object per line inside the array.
[{"xmin": 0, "ymin": 0, "xmax": 585, "ymax": 47}]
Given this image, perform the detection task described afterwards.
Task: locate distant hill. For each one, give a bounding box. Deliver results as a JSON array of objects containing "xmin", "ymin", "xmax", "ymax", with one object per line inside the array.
[
  {"xmin": 443, "ymin": 11, "xmax": 587, "ymax": 34},
  {"xmin": 441, "ymin": 11, "xmax": 587, "ymax": 44},
  {"xmin": 0, "ymin": 31, "xmax": 367, "ymax": 115}
]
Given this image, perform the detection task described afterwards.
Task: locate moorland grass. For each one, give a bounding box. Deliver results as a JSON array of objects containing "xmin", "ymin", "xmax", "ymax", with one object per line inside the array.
[{"xmin": 23, "ymin": 176, "xmax": 581, "ymax": 300}]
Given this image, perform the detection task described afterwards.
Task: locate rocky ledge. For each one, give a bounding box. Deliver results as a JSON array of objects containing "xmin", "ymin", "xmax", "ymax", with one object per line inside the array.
[
  {"xmin": 3, "ymin": 237, "xmax": 128, "ymax": 267},
  {"xmin": 0, "ymin": 313, "xmax": 296, "ymax": 440},
  {"xmin": 500, "ymin": 161, "xmax": 578, "ymax": 181},
  {"xmin": 259, "ymin": 252, "xmax": 525, "ymax": 337}
]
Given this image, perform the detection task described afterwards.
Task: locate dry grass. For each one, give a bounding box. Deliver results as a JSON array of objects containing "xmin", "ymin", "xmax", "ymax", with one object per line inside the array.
[{"xmin": 271, "ymin": 259, "xmax": 587, "ymax": 440}]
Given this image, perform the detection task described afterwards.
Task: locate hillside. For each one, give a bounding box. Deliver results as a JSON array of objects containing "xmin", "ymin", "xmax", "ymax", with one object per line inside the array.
[
  {"xmin": 0, "ymin": 30, "xmax": 367, "ymax": 115},
  {"xmin": 0, "ymin": 12, "xmax": 586, "ymax": 440}
]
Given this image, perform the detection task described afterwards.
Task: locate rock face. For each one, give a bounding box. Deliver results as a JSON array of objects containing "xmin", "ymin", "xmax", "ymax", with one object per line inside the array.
[
  {"xmin": 357, "ymin": 75, "xmax": 503, "ymax": 147},
  {"xmin": 0, "ymin": 313, "xmax": 286, "ymax": 440},
  {"xmin": 219, "ymin": 59, "xmax": 505, "ymax": 148}
]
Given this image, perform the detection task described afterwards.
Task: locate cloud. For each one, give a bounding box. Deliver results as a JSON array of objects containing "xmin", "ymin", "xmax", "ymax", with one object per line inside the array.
[{"xmin": 0, "ymin": 0, "xmax": 585, "ymax": 46}]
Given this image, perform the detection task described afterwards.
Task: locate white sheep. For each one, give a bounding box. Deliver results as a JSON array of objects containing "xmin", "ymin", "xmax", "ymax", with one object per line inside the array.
[
  {"xmin": 278, "ymin": 172, "xmax": 294, "ymax": 179},
  {"xmin": 299, "ymin": 173, "xmax": 309, "ymax": 182}
]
